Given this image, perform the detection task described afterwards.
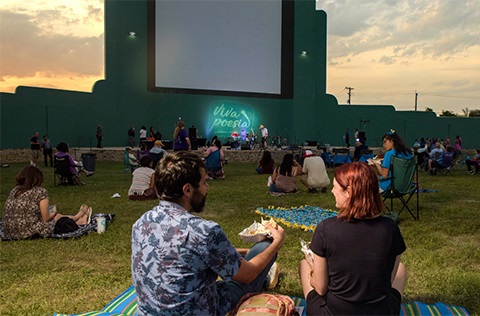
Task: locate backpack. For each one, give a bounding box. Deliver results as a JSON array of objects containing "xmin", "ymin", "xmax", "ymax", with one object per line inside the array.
[{"xmin": 232, "ymin": 293, "xmax": 299, "ymax": 316}]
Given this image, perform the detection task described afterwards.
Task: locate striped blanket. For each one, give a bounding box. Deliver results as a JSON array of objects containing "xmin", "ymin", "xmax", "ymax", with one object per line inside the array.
[{"xmin": 54, "ymin": 285, "xmax": 470, "ymax": 316}]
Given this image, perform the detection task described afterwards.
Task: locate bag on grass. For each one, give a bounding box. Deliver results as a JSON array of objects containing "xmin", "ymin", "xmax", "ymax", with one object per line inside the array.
[
  {"xmin": 54, "ymin": 217, "xmax": 79, "ymax": 234},
  {"xmin": 232, "ymin": 293, "xmax": 298, "ymax": 316}
]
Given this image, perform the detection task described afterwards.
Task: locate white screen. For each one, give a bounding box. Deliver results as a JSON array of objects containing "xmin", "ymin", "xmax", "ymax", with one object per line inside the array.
[{"xmin": 154, "ymin": 0, "xmax": 283, "ymax": 95}]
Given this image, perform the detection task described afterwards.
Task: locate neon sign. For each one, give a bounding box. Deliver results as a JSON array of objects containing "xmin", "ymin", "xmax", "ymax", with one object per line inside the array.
[{"xmin": 206, "ymin": 101, "xmax": 258, "ymax": 142}]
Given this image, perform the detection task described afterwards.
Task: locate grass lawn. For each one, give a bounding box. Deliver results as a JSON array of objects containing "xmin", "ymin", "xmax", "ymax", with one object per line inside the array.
[{"xmin": 1, "ymin": 161, "xmax": 479, "ymax": 315}]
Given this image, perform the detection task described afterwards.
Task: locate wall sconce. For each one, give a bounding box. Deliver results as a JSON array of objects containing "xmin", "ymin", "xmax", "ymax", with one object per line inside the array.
[
  {"xmin": 129, "ymin": 32, "xmax": 136, "ymax": 37},
  {"xmin": 301, "ymin": 51, "xmax": 307, "ymax": 56}
]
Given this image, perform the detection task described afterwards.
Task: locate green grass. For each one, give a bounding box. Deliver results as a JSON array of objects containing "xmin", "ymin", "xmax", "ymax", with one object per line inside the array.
[{"xmin": 1, "ymin": 161, "xmax": 479, "ymax": 315}]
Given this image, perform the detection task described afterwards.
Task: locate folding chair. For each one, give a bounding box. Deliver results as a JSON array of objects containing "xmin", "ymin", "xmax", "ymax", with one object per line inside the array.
[
  {"xmin": 381, "ymin": 156, "xmax": 419, "ymax": 220},
  {"xmin": 437, "ymin": 151, "xmax": 455, "ymax": 175},
  {"xmin": 358, "ymin": 149, "xmax": 374, "ymax": 163},
  {"xmin": 53, "ymin": 156, "xmax": 76, "ymax": 186},
  {"xmin": 333, "ymin": 148, "xmax": 352, "ymax": 166}
]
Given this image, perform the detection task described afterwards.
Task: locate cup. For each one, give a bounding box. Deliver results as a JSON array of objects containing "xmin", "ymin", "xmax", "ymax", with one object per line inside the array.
[{"xmin": 97, "ymin": 215, "xmax": 106, "ymax": 234}]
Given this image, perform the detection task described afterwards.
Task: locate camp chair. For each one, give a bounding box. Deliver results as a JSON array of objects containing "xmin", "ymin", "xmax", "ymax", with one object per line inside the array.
[
  {"xmin": 333, "ymin": 148, "xmax": 351, "ymax": 166},
  {"xmin": 54, "ymin": 156, "xmax": 77, "ymax": 186},
  {"xmin": 123, "ymin": 150, "xmax": 137, "ymax": 173},
  {"xmin": 358, "ymin": 149, "xmax": 374, "ymax": 163},
  {"xmin": 454, "ymin": 150, "xmax": 468, "ymax": 170},
  {"xmin": 381, "ymin": 156, "xmax": 419, "ymax": 220},
  {"xmin": 437, "ymin": 151, "xmax": 455, "ymax": 175}
]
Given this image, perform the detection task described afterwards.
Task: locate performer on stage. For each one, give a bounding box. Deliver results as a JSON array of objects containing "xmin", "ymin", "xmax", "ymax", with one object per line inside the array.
[{"xmin": 260, "ymin": 124, "xmax": 269, "ymax": 149}]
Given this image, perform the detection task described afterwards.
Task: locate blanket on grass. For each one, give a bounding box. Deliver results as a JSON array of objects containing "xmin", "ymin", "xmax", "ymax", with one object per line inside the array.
[
  {"xmin": 256, "ymin": 205, "xmax": 337, "ymax": 232},
  {"xmin": 53, "ymin": 285, "xmax": 470, "ymax": 316},
  {"xmin": 0, "ymin": 214, "xmax": 115, "ymax": 241}
]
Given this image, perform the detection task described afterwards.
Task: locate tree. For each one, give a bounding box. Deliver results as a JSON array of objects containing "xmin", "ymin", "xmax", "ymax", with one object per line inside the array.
[
  {"xmin": 425, "ymin": 107, "xmax": 434, "ymax": 112},
  {"xmin": 469, "ymin": 109, "xmax": 480, "ymax": 117},
  {"xmin": 440, "ymin": 110, "xmax": 457, "ymax": 117},
  {"xmin": 462, "ymin": 108, "xmax": 469, "ymax": 117}
]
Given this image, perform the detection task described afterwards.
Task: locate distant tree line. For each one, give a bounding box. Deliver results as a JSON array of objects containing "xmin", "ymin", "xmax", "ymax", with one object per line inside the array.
[{"xmin": 424, "ymin": 107, "xmax": 480, "ymax": 117}]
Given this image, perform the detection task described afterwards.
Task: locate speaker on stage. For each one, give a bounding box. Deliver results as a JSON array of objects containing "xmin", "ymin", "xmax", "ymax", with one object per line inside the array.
[
  {"xmin": 189, "ymin": 127, "xmax": 197, "ymax": 139},
  {"xmin": 163, "ymin": 140, "xmax": 173, "ymax": 150}
]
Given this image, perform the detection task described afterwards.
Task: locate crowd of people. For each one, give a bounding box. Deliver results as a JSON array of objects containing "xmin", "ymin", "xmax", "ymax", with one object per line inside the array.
[{"xmin": 9, "ymin": 124, "xmax": 478, "ymax": 315}]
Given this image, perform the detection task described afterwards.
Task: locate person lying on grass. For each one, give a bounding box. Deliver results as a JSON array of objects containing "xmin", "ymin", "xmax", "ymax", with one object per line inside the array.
[
  {"xmin": 131, "ymin": 151, "xmax": 285, "ymax": 315},
  {"xmin": 2, "ymin": 166, "xmax": 92, "ymax": 240}
]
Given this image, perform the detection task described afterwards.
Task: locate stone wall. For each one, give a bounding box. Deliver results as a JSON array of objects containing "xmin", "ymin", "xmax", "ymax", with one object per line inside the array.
[{"xmin": 0, "ymin": 146, "xmax": 422, "ymax": 165}]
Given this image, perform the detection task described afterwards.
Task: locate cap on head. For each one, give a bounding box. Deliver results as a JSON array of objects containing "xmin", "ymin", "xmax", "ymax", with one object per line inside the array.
[
  {"xmin": 259, "ymin": 124, "xmax": 264, "ymax": 129},
  {"xmin": 304, "ymin": 150, "xmax": 314, "ymax": 157}
]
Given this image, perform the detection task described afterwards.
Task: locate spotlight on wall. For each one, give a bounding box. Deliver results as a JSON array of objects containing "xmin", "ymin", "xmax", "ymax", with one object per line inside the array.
[
  {"xmin": 301, "ymin": 51, "xmax": 307, "ymax": 56},
  {"xmin": 129, "ymin": 32, "xmax": 136, "ymax": 37}
]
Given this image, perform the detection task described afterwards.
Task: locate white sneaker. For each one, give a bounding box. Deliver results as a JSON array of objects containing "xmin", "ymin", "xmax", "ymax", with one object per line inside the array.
[{"xmin": 265, "ymin": 262, "xmax": 280, "ymax": 289}]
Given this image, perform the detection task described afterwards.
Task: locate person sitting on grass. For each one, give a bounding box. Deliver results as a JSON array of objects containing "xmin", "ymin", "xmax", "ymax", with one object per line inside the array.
[
  {"xmin": 256, "ymin": 150, "xmax": 275, "ymax": 174},
  {"xmin": 299, "ymin": 162, "xmax": 407, "ymax": 315},
  {"xmin": 2, "ymin": 166, "xmax": 92, "ymax": 240},
  {"xmin": 203, "ymin": 139, "xmax": 225, "ymax": 179},
  {"xmin": 269, "ymin": 153, "xmax": 302, "ymax": 193},
  {"xmin": 298, "ymin": 150, "xmax": 330, "ymax": 193},
  {"xmin": 128, "ymin": 156, "xmax": 157, "ymax": 201},
  {"xmin": 132, "ymin": 151, "xmax": 285, "ymax": 315}
]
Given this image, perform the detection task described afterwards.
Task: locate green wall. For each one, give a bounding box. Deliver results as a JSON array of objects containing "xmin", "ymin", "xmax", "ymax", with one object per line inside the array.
[{"xmin": 1, "ymin": 0, "xmax": 479, "ymax": 150}]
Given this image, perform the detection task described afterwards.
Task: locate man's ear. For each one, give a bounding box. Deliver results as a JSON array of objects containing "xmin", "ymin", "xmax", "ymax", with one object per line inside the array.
[{"xmin": 183, "ymin": 183, "xmax": 193, "ymax": 197}]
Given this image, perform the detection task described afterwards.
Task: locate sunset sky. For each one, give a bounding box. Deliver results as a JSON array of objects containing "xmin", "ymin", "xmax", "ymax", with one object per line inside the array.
[{"xmin": 1, "ymin": 0, "xmax": 479, "ymax": 115}]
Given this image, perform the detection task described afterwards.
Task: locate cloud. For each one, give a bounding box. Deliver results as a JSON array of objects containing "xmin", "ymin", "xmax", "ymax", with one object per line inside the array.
[
  {"xmin": 0, "ymin": 10, "xmax": 104, "ymax": 81},
  {"xmin": 323, "ymin": 0, "xmax": 480, "ymax": 63}
]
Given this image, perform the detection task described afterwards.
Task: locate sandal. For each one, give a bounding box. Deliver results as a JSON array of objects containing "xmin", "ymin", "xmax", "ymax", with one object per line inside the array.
[{"xmin": 80, "ymin": 204, "xmax": 92, "ymax": 225}]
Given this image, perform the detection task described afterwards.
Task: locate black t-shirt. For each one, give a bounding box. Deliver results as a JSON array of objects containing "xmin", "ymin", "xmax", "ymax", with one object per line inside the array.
[
  {"xmin": 30, "ymin": 136, "xmax": 40, "ymax": 150},
  {"xmin": 310, "ymin": 216, "xmax": 406, "ymax": 314}
]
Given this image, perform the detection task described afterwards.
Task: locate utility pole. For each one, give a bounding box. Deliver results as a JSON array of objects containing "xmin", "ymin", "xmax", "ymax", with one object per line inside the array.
[
  {"xmin": 345, "ymin": 86, "xmax": 354, "ymax": 105},
  {"xmin": 415, "ymin": 91, "xmax": 418, "ymax": 111}
]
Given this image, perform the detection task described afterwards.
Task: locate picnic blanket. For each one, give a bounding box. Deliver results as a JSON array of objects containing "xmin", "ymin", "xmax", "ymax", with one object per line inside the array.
[
  {"xmin": 0, "ymin": 214, "xmax": 115, "ymax": 241},
  {"xmin": 53, "ymin": 285, "xmax": 470, "ymax": 316},
  {"xmin": 256, "ymin": 205, "xmax": 337, "ymax": 232}
]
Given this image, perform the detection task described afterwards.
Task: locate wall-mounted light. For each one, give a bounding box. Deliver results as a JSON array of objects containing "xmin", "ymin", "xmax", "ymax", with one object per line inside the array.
[
  {"xmin": 129, "ymin": 32, "xmax": 136, "ymax": 37},
  {"xmin": 301, "ymin": 51, "xmax": 307, "ymax": 56}
]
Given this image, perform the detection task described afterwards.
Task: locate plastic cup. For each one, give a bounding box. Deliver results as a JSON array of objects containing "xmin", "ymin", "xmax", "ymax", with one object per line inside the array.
[{"xmin": 97, "ymin": 215, "xmax": 106, "ymax": 234}]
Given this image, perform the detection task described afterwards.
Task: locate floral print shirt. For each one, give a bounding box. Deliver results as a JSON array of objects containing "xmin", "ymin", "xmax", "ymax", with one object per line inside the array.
[
  {"xmin": 2, "ymin": 186, "xmax": 54, "ymax": 239},
  {"xmin": 131, "ymin": 201, "xmax": 242, "ymax": 315}
]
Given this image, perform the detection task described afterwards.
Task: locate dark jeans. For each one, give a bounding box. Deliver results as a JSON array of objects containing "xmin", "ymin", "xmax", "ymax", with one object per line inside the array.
[
  {"xmin": 43, "ymin": 148, "xmax": 53, "ymax": 167},
  {"xmin": 227, "ymin": 240, "xmax": 277, "ymax": 307}
]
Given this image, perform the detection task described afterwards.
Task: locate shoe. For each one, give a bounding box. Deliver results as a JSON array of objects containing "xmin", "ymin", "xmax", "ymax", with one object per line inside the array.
[
  {"xmin": 86, "ymin": 207, "xmax": 92, "ymax": 224},
  {"xmin": 265, "ymin": 262, "xmax": 280, "ymax": 289},
  {"xmin": 308, "ymin": 188, "xmax": 318, "ymax": 193},
  {"xmin": 86, "ymin": 171, "xmax": 94, "ymax": 177},
  {"xmin": 468, "ymin": 171, "xmax": 474, "ymax": 175},
  {"xmin": 321, "ymin": 187, "xmax": 327, "ymax": 193}
]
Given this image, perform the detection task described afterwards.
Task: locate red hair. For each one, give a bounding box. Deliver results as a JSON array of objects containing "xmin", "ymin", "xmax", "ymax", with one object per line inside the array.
[{"xmin": 334, "ymin": 162, "xmax": 383, "ymax": 221}]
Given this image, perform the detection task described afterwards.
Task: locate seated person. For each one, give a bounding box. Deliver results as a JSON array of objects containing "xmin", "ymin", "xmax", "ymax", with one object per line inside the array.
[
  {"xmin": 204, "ymin": 139, "xmax": 225, "ymax": 179},
  {"xmin": 149, "ymin": 140, "xmax": 167, "ymax": 168},
  {"xmin": 124, "ymin": 147, "xmax": 139, "ymax": 172},
  {"xmin": 2, "ymin": 166, "xmax": 92, "ymax": 240},
  {"xmin": 320, "ymin": 148, "xmax": 332, "ymax": 168},
  {"xmin": 55, "ymin": 142, "xmax": 94, "ymax": 184},
  {"xmin": 132, "ymin": 151, "xmax": 285, "ymax": 315},
  {"xmin": 430, "ymin": 146, "xmax": 454, "ymax": 174},
  {"xmin": 269, "ymin": 153, "xmax": 302, "ymax": 193},
  {"xmin": 298, "ymin": 150, "xmax": 330, "ymax": 193},
  {"xmin": 128, "ymin": 156, "xmax": 157, "ymax": 200},
  {"xmin": 427, "ymin": 142, "xmax": 444, "ymax": 171},
  {"xmin": 299, "ymin": 162, "xmax": 407, "ymax": 315},
  {"xmin": 369, "ymin": 130, "xmax": 412, "ymax": 192},
  {"xmin": 466, "ymin": 149, "xmax": 480, "ymax": 174},
  {"xmin": 353, "ymin": 140, "xmax": 368, "ymax": 162},
  {"xmin": 256, "ymin": 150, "xmax": 275, "ymax": 174},
  {"xmin": 136, "ymin": 142, "xmax": 150, "ymax": 161}
]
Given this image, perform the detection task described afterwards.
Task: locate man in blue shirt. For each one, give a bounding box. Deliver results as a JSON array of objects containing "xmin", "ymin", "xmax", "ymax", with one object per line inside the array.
[{"xmin": 132, "ymin": 151, "xmax": 285, "ymax": 315}]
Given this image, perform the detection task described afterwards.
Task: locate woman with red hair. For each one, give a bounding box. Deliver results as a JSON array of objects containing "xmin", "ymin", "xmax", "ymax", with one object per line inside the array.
[{"xmin": 299, "ymin": 162, "xmax": 407, "ymax": 315}]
